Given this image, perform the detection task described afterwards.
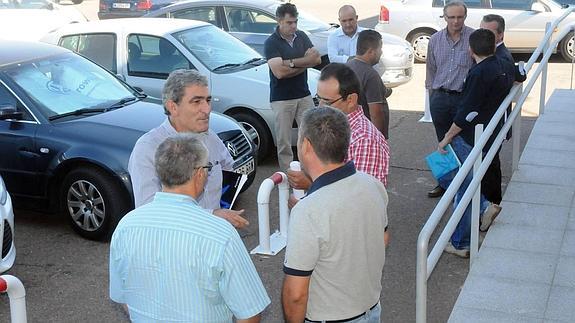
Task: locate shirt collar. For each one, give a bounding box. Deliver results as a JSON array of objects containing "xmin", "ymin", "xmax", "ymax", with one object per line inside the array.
[
  {"xmin": 335, "ymin": 26, "xmax": 364, "ymax": 38},
  {"xmin": 275, "ymin": 26, "xmax": 297, "ymax": 43},
  {"xmin": 347, "ymin": 105, "xmax": 364, "ymax": 124},
  {"xmin": 163, "ymin": 117, "xmax": 209, "ymax": 137},
  {"xmin": 306, "ymin": 161, "xmax": 356, "ymax": 196},
  {"xmin": 153, "ymin": 191, "xmax": 199, "ymax": 206}
]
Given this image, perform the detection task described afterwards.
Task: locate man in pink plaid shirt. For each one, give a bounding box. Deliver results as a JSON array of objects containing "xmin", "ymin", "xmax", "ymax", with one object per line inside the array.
[{"xmin": 287, "ymin": 63, "xmax": 390, "ymax": 194}]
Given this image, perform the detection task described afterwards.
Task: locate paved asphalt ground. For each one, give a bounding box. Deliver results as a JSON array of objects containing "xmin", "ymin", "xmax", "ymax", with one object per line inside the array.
[{"xmin": 2, "ymin": 0, "xmax": 574, "ymax": 321}]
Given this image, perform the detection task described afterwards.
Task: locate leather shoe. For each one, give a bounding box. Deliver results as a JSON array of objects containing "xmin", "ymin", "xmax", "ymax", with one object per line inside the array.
[{"xmin": 427, "ymin": 185, "xmax": 445, "ymax": 198}]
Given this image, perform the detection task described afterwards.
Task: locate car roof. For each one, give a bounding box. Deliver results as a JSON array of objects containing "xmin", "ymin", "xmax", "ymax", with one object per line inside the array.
[
  {"xmin": 153, "ymin": 0, "xmax": 279, "ymax": 12},
  {"xmin": 0, "ymin": 40, "xmax": 69, "ymax": 67},
  {"xmin": 49, "ymin": 18, "xmax": 211, "ymax": 36}
]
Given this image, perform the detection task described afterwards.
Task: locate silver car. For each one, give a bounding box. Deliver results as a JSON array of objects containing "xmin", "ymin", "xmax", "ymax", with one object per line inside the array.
[
  {"xmin": 42, "ymin": 18, "xmax": 320, "ymax": 161},
  {"xmin": 375, "ymin": 0, "xmax": 575, "ymax": 63},
  {"xmin": 0, "ymin": 175, "xmax": 15, "ymax": 274},
  {"xmin": 145, "ymin": 0, "xmax": 414, "ymax": 88}
]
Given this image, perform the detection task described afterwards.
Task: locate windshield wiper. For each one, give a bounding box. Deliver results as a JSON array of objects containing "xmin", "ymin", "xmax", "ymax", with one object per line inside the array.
[
  {"xmin": 48, "ymin": 97, "xmax": 138, "ymax": 121},
  {"xmin": 109, "ymin": 96, "xmax": 138, "ymax": 109},
  {"xmin": 49, "ymin": 108, "xmax": 109, "ymax": 121},
  {"xmin": 213, "ymin": 63, "xmax": 241, "ymax": 71},
  {"xmin": 241, "ymin": 57, "xmax": 266, "ymax": 66}
]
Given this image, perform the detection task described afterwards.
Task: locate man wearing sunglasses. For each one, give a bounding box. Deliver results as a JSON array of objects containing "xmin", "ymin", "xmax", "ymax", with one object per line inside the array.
[{"xmin": 129, "ymin": 69, "xmax": 249, "ymax": 229}]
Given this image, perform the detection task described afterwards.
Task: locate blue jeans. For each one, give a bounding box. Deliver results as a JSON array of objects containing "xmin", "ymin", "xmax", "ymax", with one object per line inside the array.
[
  {"xmin": 439, "ymin": 137, "xmax": 489, "ymax": 249},
  {"xmin": 430, "ymin": 90, "xmax": 461, "ymax": 142},
  {"xmin": 304, "ymin": 302, "xmax": 381, "ymax": 323}
]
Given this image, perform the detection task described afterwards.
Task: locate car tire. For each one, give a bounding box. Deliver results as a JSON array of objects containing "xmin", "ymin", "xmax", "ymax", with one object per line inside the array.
[
  {"xmin": 229, "ymin": 111, "xmax": 273, "ymax": 163},
  {"xmin": 408, "ymin": 30, "xmax": 434, "ymax": 63},
  {"xmin": 559, "ymin": 32, "xmax": 575, "ymax": 62},
  {"xmin": 61, "ymin": 167, "xmax": 130, "ymax": 241}
]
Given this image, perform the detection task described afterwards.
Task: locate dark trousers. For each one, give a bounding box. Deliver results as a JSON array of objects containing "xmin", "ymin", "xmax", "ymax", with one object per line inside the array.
[
  {"xmin": 481, "ymin": 149, "xmax": 502, "ymax": 204},
  {"xmin": 429, "ymin": 90, "xmax": 461, "ymax": 142}
]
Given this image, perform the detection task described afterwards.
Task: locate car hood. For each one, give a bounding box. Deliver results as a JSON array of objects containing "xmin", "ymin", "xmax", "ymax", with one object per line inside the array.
[
  {"xmin": 307, "ymin": 29, "xmax": 331, "ymax": 56},
  {"xmin": 380, "ymin": 32, "xmax": 411, "ymax": 48}
]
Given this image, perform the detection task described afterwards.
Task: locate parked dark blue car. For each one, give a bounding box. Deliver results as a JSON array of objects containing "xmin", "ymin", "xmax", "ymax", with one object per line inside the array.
[
  {"xmin": 98, "ymin": 0, "xmax": 175, "ymax": 19},
  {"xmin": 0, "ymin": 41, "xmax": 256, "ymax": 240}
]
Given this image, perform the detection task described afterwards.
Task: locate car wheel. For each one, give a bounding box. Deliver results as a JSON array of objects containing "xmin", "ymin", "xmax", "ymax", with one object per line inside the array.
[
  {"xmin": 229, "ymin": 111, "xmax": 273, "ymax": 163},
  {"xmin": 559, "ymin": 32, "xmax": 575, "ymax": 62},
  {"xmin": 409, "ymin": 31, "xmax": 433, "ymax": 63},
  {"xmin": 61, "ymin": 167, "xmax": 130, "ymax": 240}
]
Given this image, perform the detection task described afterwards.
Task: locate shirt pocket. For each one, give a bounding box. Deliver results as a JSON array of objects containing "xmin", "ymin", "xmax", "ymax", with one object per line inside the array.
[{"xmin": 456, "ymin": 51, "xmax": 472, "ymax": 68}]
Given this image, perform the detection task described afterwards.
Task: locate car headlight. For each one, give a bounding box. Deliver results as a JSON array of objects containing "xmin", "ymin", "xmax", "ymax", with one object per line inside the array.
[{"xmin": 0, "ymin": 176, "xmax": 7, "ymax": 205}]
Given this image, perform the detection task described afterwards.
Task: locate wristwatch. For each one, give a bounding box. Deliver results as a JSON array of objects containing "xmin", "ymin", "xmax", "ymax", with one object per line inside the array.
[{"xmin": 289, "ymin": 59, "xmax": 295, "ymax": 68}]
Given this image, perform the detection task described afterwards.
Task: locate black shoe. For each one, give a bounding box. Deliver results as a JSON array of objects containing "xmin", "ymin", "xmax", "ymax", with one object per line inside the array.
[
  {"xmin": 385, "ymin": 88, "xmax": 393, "ymax": 98},
  {"xmin": 427, "ymin": 185, "xmax": 445, "ymax": 198}
]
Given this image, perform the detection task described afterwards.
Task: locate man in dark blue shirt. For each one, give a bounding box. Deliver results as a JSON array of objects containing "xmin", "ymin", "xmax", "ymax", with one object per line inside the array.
[
  {"xmin": 479, "ymin": 14, "xmax": 527, "ymax": 205},
  {"xmin": 264, "ymin": 2, "xmax": 321, "ymax": 171},
  {"xmin": 437, "ymin": 29, "xmax": 515, "ymax": 257}
]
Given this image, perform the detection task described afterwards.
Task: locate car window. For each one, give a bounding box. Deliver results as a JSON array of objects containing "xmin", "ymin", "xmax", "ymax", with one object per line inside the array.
[
  {"xmin": 4, "ymin": 52, "xmax": 135, "ymax": 119},
  {"xmin": 267, "ymin": 3, "xmax": 331, "ymax": 32},
  {"xmin": 171, "ymin": 6, "xmax": 222, "ymax": 28},
  {"xmin": 224, "ymin": 6, "xmax": 276, "ymax": 33},
  {"xmin": 490, "ymin": 0, "xmax": 538, "ymax": 10},
  {"xmin": 0, "ymin": 0, "xmax": 51, "ymax": 9},
  {"xmin": 173, "ymin": 24, "xmax": 262, "ymax": 71},
  {"xmin": 127, "ymin": 34, "xmax": 194, "ymax": 79},
  {"xmin": 0, "ymin": 82, "xmax": 34, "ymax": 121},
  {"xmin": 59, "ymin": 34, "xmax": 118, "ymax": 73}
]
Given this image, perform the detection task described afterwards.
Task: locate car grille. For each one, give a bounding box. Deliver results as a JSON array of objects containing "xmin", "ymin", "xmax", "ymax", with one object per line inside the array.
[
  {"xmin": 224, "ymin": 132, "xmax": 251, "ymax": 160},
  {"xmin": 2, "ymin": 220, "xmax": 12, "ymax": 259}
]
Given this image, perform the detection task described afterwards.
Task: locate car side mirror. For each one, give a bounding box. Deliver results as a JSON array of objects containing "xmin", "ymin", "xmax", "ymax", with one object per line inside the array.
[{"xmin": 0, "ymin": 106, "xmax": 23, "ymax": 121}]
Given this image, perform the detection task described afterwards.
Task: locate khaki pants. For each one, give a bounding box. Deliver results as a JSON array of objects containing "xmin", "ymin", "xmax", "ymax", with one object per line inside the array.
[{"xmin": 270, "ymin": 95, "xmax": 314, "ymax": 171}]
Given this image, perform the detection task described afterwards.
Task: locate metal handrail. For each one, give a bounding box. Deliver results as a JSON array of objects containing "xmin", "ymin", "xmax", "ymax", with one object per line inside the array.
[{"xmin": 415, "ymin": 6, "xmax": 575, "ymax": 322}]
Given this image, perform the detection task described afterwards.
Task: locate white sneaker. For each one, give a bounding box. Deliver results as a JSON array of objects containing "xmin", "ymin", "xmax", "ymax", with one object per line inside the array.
[
  {"xmin": 444, "ymin": 242, "xmax": 470, "ymax": 258},
  {"xmin": 480, "ymin": 203, "xmax": 502, "ymax": 232}
]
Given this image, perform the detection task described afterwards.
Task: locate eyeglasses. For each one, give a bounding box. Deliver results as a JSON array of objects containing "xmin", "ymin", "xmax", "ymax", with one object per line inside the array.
[
  {"xmin": 314, "ymin": 94, "xmax": 344, "ymax": 107},
  {"xmin": 197, "ymin": 161, "xmax": 214, "ymax": 173}
]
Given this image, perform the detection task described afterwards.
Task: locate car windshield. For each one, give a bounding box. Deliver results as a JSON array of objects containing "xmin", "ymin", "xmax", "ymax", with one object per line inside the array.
[
  {"xmin": 173, "ymin": 24, "xmax": 264, "ymax": 71},
  {"xmin": 5, "ymin": 52, "xmax": 136, "ymax": 119},
  {"xmin": 268, "ymin": 3, "xmax": 332, "ymax": 33}
]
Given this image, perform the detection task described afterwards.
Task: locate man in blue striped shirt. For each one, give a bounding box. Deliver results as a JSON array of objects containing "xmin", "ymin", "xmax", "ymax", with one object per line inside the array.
[{"xmin": 110, "ymin": 134, "xmax": 270, "ymax": 322}]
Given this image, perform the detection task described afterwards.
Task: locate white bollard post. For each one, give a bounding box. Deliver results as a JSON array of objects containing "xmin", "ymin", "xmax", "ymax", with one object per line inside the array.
[
  {"xmin": 419, "ymin": 89, "xmax": 433, "ymax": 123},
  {"xmin": 251, "ymin": 172, "xmax": 289, "ymax": 256},
  {"xmin": 0, "ymin": 275, "xmax": 27, "ymax": 323}
]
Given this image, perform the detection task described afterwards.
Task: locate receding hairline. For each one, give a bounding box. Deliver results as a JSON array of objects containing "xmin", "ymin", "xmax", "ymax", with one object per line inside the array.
[{"xmin": 338, "ymin": 5, "xmax": 356, "ymax": 17}]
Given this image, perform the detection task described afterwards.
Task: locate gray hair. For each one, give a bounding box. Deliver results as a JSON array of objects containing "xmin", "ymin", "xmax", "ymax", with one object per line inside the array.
[
  {"xmin": 444, "ymin": 0, "xmax": 467, "ymax": 16},
  {"xmin": 162, "ymin": 69, "xmax": 208, "ymax": 115},
  {"xmin": 299, "ymin": 106, "xmax": 350, "ymax": 164},
  {"xmin": 482, "ymin": 14, "xmax": 505, "ymax": 34},
  {"xmin": 154, "ymin": 134, "xmax": 208, "ymax": 188}
]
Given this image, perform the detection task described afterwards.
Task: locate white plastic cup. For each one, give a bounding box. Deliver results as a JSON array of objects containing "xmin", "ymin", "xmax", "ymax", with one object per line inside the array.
[{"xmin": 289, "ymin": 161, "xmax": 305, "ymax": 199}]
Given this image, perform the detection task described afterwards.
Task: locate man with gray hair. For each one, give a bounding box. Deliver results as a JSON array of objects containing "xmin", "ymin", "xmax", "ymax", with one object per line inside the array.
[
  {"xmin": 111, "ymin": 134, "xmax": 270, "ymax": 322},
  {"xmin": 425, "ymin": 0, "xmax": 475, "ymax": 198},
  {"xmin": 282, "ymin": 107, "xmax": 388, "ymax": 322},
  {"xmin": 129, "ymin": 69, "xmax": 248, "ymax": 228}
]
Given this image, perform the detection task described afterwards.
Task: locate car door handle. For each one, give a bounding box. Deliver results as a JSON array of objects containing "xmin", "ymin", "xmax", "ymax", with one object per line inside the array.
[{"xmin": 19, "ymin": 148, "xmax": 40, "ymax": 158}]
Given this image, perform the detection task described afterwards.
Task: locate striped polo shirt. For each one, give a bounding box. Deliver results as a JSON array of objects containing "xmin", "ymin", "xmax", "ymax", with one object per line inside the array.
[{"xmin": 109, "ymin": 192, "xmax": 270, "ymax": 323}]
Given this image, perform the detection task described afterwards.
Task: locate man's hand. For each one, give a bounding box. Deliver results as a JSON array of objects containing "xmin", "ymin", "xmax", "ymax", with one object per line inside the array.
[
  {"xmin": 213, "ymin": 208, "xmax": 249, "ymax": 229},
  {"xmin": 287, "ymin": 169, "xmax": 312, "ymax": 190},
  {"xmin": 437, "ymin": 137, "xmax": 451, "ymax": 154}
]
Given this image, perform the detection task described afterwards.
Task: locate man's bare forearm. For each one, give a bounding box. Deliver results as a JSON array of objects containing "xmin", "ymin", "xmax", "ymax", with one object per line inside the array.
[{"xmin": 237, "ymin": 314, "xmax": 261, "ymax": 323}]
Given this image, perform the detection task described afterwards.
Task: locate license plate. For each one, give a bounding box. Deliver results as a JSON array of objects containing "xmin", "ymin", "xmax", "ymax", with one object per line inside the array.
[
  {"xmin": 234, "ymin": 158, "xmax": 255, "ymax": 175},
  {"xmin": 112, "ymin": 3, "xmax": 130, "ymax": 8}
]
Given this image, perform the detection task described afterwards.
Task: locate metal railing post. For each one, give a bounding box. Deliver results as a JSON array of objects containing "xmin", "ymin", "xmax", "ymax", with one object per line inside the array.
[
  {"xmin": 416, "ymin": 235, "xmax": 428, "ymax": 323},
  {"xmin": 512, "ymin": 84, "xmax": 522, "ymax": 172},
  {"xmin": 540, "ymin": 22, "xmax": 551, "ymax": 115},
  {"xmin": 470, "ymin": 124, "xmax": 483, "ymax": 264}
]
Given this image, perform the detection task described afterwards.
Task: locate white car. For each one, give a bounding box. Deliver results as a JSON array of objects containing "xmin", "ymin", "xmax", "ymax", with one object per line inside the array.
[
  {"xmin": 0, "ymin": 0, "xmax": 86, "ymax": 41},
  {"xmin": 375, "ymin": 0, "xmax": 575, "ymax": 63},
  {"xmin": 145, "ymin": 0, "xmax": 414, "ymax": 88},
  {"xmin": 42, "ymin": 18, "xmax": 319, "ymax": 161},
  {"xmin": 0, "ymin": 175, "xmax": 15, "ymax": 274}
]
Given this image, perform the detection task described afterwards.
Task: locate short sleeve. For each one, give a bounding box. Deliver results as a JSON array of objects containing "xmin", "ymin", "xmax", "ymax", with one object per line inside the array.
[
  {"xmin": 283, "ymin": 205, "xmax": 319, "ymax": 275},
  {"xmin": 219, "ymin": 230, "xmax": 271, "ymax": 319},
  {"xmin": 264, "ymin": 36, "xmax": 282, "ymax": 60},
  {"xmin": 364, "ymin": 70, "xmax": 386, "ymax": 104},
  {"xmin": 109, "ymin": 232, "xmax": 126, "ymax": 304}
]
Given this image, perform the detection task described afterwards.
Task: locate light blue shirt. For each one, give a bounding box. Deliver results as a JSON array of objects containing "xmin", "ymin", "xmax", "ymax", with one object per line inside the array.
[
  {"xmin": 109, "ymin": 192, "xmax": 270, "ymax": 323},
  {"xmin": 128, "ymin": 118, "xmax": 234, "ymax": 211},
  {"xmin": 327, "ymin": 26, "xmax": 366, "ymax": 63}
]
